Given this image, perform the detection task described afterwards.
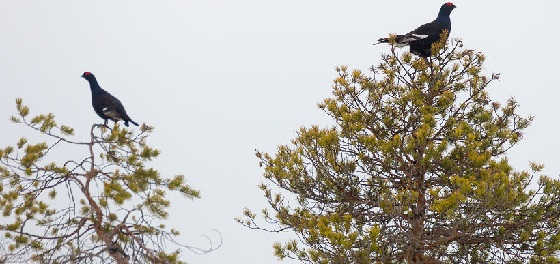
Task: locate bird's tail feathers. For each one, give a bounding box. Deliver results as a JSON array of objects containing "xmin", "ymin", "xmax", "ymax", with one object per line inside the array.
[
  {"xmin": 375, "ymin": 37, "xmax": 390, "ymax": 44},
  {"xmin": 373, "ymin": 38, "xmax": 389, "ymax": 45},
  {"xmin": 129, "ymin": 120, "xmax": 139, "ymax": 126},
  {"xmin": 374, "ymin": 34, "xmax": 414, "ymax": 47}
]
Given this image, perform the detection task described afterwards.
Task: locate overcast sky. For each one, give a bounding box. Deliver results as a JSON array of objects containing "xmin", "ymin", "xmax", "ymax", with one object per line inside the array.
[{"xmin": 1, "ymin": 0, "xmax": 559, "ymax": 263}]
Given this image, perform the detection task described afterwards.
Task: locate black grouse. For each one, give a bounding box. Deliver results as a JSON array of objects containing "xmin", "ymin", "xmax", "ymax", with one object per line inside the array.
[
  {"xmin": 81, "ymin": 72, "xmax": 139, "ymax": 127},
  {"xmin": 376, "ymin": 2, "xmax": 456, "ymax": 57}
]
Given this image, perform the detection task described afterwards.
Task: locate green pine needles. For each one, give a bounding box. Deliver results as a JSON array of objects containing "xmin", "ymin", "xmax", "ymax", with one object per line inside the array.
[
  {"xmin": 0, "ymin": 99, "xmax": 217, "ymax": 264},
  {"xmin": 239, "ymin": 36, "xmax": 560, "ymax": 263}
]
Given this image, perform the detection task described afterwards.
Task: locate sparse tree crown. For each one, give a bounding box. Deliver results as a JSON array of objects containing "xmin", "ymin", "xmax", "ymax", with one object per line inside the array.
[{"xmin": 0, "ymin": 99, "xmax": 217, "ymax": 263}]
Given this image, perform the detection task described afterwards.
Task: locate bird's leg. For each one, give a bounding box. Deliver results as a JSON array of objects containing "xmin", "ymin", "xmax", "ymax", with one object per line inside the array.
[{"xmin": 103, "ymin": 119, "xmax": 110, "ymax": 129}]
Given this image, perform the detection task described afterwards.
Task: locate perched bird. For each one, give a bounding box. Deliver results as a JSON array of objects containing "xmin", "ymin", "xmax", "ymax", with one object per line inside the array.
[
  {"xmin": 375, "ymin": 2, "xmax": 456, "ymax": 57},
  {"xmin": 81, "ymin": 72, "xmax": 139, "ymax": 127}
]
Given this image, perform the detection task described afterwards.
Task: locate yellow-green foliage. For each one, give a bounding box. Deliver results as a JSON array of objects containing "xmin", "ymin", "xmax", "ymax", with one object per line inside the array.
[
  {"xmin": 240, "ymin": 37, "xmax": 560, "ymax": 263},
  {"xmin": 0, "ymin": 99, "xmax": 202, "ymax": 263}
]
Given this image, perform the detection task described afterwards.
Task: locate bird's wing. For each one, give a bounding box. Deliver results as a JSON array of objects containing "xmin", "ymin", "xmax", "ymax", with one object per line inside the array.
[
  {"xmin": 406, "ymin": 20, "xmax": 440, "ymax": 39},
  {"xmin": 95, "ymin": 93, "xmax": 127, "ymax": 120}
]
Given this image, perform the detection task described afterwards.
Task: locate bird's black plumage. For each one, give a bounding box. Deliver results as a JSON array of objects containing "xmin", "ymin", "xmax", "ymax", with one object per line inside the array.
[
  {"xmin": 81, "ymin": 72, "xmax": 139, "ymax": 127},
  {"xmin": 376, "ymin": 2, "xmax": 456, "ymax": 57}
]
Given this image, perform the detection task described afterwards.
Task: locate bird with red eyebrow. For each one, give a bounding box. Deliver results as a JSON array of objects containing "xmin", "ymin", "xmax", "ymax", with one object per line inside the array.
[
  {"xmin": 375, "ymin": 2, "xmax": 456, "ymax": 57},
  {"xmin": 81, "ymin": 72, "xmax": 139, "ymax": 127}
]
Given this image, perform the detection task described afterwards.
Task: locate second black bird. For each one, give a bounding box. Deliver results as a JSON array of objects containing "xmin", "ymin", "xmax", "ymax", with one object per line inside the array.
[
  {"xmin": 376, "ymin": 2, "xmax": 456, "ymax": 57},
  {"xmin": 82, "ymin": 72, "xmax": 139, "ymax": 127}
]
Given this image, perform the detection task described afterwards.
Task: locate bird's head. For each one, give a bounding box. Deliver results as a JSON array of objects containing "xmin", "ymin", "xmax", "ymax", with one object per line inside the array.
[
  {"xmin": 81, "ymin": 72, "xmax": 95, "ymax": 80},
  {"xmin": 439, "ymin": 2, "xmax": 456, "ymax": 16}
]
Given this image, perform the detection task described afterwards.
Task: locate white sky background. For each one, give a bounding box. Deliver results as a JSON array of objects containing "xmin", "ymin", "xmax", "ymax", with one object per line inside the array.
[{"xmin": 0, "ymin": 0, "xmax": 559, "ymax": 263}]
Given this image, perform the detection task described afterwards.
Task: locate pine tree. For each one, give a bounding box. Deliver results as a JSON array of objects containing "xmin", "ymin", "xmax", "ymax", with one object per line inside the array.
[
  {"xmin": 238, "ymin": 36, "xmax": 560, "ymax": 263},
  {"xmin": 0, "ymin": 100, "xmax": 218, "ymax": 263}
]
